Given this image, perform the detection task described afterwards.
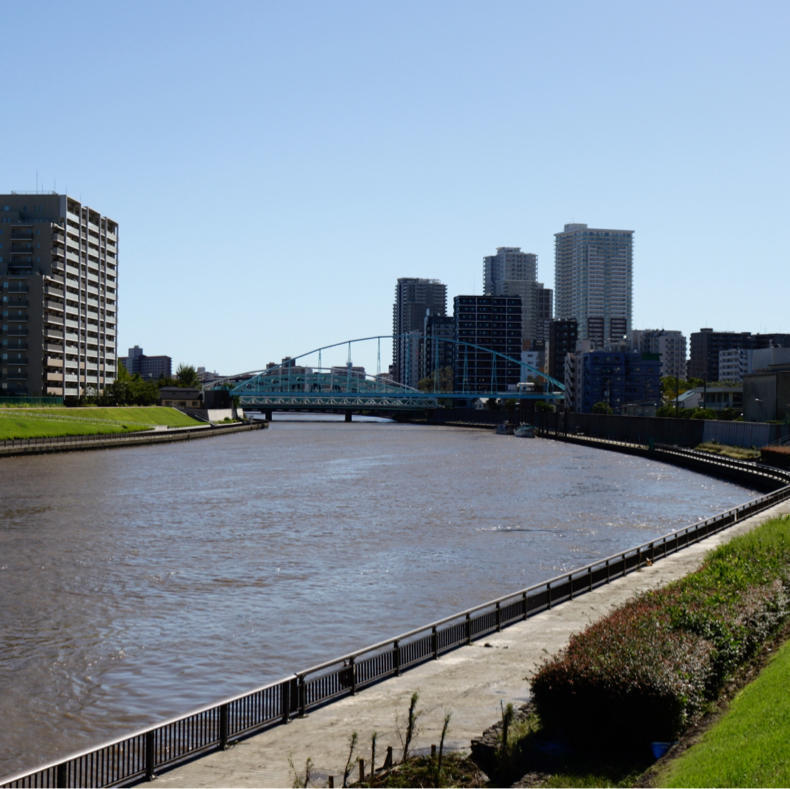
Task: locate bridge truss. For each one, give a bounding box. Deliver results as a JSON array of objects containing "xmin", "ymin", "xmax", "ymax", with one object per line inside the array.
[{"xmin": 223, "ymin": 335, "xmax": 564, "ymax": 412}]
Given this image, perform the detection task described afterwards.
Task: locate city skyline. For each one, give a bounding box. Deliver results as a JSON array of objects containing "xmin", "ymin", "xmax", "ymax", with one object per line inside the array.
[{"xmin": 3, "ymin": 1, "xmax": 789, "ymax": 376}]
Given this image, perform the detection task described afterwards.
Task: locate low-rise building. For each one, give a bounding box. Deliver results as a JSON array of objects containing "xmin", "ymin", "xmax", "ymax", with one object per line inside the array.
[
  {"xmin": 119, "ymin": 345, "xmax": 172, "ymax": 381},
  {"xmin": 743, "ymin": 364, "xmax": 790, "ymax": 422}
]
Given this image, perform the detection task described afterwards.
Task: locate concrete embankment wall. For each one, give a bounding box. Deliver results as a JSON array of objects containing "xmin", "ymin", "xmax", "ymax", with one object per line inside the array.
[
  {"xmin": 408, "ymin": 408, "xmax": 789, "ymax": 449},
  {"xmin": 0, "ymin": 421, "xmax": 265, "ymax": 458}
]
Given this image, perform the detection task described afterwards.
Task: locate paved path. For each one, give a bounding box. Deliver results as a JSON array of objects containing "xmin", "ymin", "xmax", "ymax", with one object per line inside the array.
[{"xmin": 141, "ymin": 500, "xmax": 790, "ymax": 788}]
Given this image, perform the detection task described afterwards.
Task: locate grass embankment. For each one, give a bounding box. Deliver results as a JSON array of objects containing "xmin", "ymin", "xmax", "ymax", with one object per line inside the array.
[
  {"xmin": 655, "ymin": 636, "xmax": 790, "ymax": 787},
  {"xmin": 694, "ymin": 441, "xmax": 760, "ymax": 460},
  {"xmin": 0, "ymin": 406, "xmax": 202, "ymax": 440}
]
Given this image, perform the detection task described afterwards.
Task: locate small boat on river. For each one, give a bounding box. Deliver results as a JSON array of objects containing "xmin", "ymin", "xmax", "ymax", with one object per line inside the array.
[{"xmin": 513, "ymin": 423, "xmax": 535, "ymax": 438}]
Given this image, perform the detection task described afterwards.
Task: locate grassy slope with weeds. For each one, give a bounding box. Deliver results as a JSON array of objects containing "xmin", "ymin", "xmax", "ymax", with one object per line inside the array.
[
  {"xmin": 694, "ymin": 441, "xmax": 760, "ymax": 460},
  {"xmin": 654, "ymin": 635, "xmax": 790, "ymax": 788},
  {"xmin": 0, "ymin": 406, "xmax": 201, "ymax": 439}
]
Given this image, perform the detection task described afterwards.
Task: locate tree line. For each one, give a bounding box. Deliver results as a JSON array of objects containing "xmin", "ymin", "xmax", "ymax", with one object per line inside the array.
[{"xmin": 73, "ymin": 363, "xmax": 202, "ymax": 406}]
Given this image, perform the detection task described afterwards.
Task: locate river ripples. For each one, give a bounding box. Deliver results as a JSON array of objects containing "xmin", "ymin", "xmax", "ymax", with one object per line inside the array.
[{"xmin": 0, "ymin": 419, "xmax": 755, "ymax": 777}]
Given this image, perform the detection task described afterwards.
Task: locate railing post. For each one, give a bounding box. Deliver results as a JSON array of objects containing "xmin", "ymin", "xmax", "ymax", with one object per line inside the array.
[
  {"xmin": 547, "ymin": 582, "xmax": 552, "ymax": 609},
  {"xmin": 522, "ymin": 591, "xmax": 528, "ymax": 620},
  {"xmin": 568, "ymin": 573, "xmax": 573, "ymax": 600},
  {"xmin": 588, "ymin": 565, "xmax": 592, "ymax": 591},
  {"xmin": 432, "ymin": 626, "xmax": 438, "ymax": 659},
  {"xmin": 282, "ymin": 679, "xmax": 291, "ymax": 724},
  {"xmin": 495, "ymin": 601, "xmax": 502, "ymax": 631},
  {"xmin": 145, "ymin": 730, "xmax": 156, "ymax": 781},
  {"xmin": 393, "ymin": 640, "xmax": 401, "ymax": 676},
  {"xmin": 56, "ymin": 762, "xmax": 67, "ymax": 788},
  {"xmin": 219, "ymin": 703, "xmax": 229, "ymax": 749},
  {"xmin": 465, "ymin": 612, "xmax": 472, "ymax": 644},
  {"xmin": 350, "ymin": 657, "xmax": 357, "ymax": 694},
  {"xmin": 299, "ymin": 675, "xmax": 307, "ymax": 716},
  {"xmin": 606, "ymin": 558, "xmax": 610, "ymax": 583}
]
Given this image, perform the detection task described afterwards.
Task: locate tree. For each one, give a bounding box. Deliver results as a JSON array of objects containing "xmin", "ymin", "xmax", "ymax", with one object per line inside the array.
[
  {"xmin": 417, "ymin": 366, "xmax": 454, "ymax": 393},
  {"xmin": 175, "ymin": 364, "xmax": 200, "ymax": 388},
  {"xmin": 592, "ymin": 400, "xmax": 613, "ymax": 414}
]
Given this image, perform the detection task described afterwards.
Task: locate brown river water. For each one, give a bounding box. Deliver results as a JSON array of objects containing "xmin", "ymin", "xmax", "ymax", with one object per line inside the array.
[{"xmin": 0, "ymin": 417, "xmax": 756, "ymax": 777}]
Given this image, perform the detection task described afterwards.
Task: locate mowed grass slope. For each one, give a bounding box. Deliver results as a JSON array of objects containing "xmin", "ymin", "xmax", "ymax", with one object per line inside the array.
[
  {"xmin": 0, "ymin": 406, "xmax": 202, "ymax": 440},
  {"xmin": 656, "ymin": 636, "xmax": 790, "ymax": 788}
]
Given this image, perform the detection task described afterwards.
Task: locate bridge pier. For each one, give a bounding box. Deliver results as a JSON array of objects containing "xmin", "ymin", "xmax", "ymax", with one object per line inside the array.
[
  {"xmin": 344, "ymin": 411, "xmax": 352, "ymax": 423},
  {"xmin": 265, "ymin": 409, "xmax": 273, "ymax": 422}
]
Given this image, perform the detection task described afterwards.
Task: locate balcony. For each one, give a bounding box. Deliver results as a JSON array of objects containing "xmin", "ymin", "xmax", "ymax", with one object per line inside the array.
[
  {"xmin": 10, "ymin": 228, "xmax": 34, "ymax": 240},
  {"xmin": 46, "ymin": 372, "xmax": 64, "ymax": 383},
  {"xmin": 45, "ymin": 300, "xmax": 64, "ymax": 314},
  {"xmin": 46, "ymin": 357, "xmax": 64, "ymax": 368}
]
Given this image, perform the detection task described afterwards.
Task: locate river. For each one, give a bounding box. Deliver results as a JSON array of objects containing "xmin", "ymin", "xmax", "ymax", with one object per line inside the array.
[{"xmin": 0, "ymin": 418, "xmax": 756, "ymax": 777}]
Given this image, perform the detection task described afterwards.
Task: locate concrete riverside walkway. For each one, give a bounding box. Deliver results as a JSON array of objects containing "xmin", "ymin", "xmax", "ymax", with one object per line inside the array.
[{"xmin": 141, "ymin": 499, "xmax": 790, "ymax": 788}]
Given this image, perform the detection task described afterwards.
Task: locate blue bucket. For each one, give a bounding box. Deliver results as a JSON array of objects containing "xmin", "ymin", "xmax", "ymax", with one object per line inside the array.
[{"xmin": 650, "ymin": 741, "xmax": 675, "ymax": 759}]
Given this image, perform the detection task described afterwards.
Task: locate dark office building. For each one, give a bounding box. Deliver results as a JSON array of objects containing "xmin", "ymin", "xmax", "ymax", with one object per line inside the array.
[
  {"xmin": 548, "ymin": 318, "xmax": 578, "ymax": 384},
  {"xmin": 453, "ymin": 295, "xmax": 521, "ymax": 393},
  {"xmin": 578, "ymin": 350, "xmax": 661, "ymax": 413},
  {"xmin": 392, "ymin": 278, "xmax": 446, "ymax": 386}
]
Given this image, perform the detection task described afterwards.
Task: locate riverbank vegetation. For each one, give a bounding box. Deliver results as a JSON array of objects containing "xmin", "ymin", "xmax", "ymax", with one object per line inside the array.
[
  {"xmin": 0, "ymin": 406, "xmax": 202, "ymax": 440},
  {"xmin": 496, "ymin": 512, "xmax": 790, "ymax": 786},
  {"xmin": 653, "ymin": 636, "xmax": 790, "ymax": 787},
  {"xmin": 694, "ymin": 440, "xmax": 760, "ymax": 460}
]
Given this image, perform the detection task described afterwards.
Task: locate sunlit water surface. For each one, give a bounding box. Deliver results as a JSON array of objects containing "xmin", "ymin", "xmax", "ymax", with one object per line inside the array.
[{"xmin": 0, "ymin": 419, "xmax": 755, "ymax": 775}]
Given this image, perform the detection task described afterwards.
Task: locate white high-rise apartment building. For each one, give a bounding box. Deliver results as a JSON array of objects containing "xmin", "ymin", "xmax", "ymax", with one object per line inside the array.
[
  {"xmin": 483, "ymin": 247, "xmax": 550, "ymax": 347},
  {"xmin": 554, "ymin": 223, "xmax": 633, "ymax": 348},
  {"xmin": 0, "ymin": 194, "xmax": 118, "ymax": 398}
]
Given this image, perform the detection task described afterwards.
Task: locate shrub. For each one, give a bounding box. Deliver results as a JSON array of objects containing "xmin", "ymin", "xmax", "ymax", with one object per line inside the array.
[
  {"xmin": 532, "ymin": 596, "xmax": 715, "ymax": 743},
  {"xmin": 531, "ymin": 515, "xmax": 790, "ymax": 747}
]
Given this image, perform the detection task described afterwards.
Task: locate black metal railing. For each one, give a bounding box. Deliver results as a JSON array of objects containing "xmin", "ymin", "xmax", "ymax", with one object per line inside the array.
[{"xmin": 3, "ymin": 450, "xmax": 790, "ymax": 788}]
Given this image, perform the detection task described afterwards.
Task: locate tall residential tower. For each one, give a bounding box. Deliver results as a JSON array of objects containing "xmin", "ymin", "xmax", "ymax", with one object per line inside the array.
[
  {"xmin": 483, "ymin": 246, "xmax": 551, "ymax": 347},
  {"xmin": 554, "ymin": 223, "xmax": 633, "ymax": 348},
  {"xmin": 392, "ymin": 277, "xmax": 446, "ymax": 387},
  {"xmin": 0, "ymin": 194, "xmax": 118, "ymax": 398}
]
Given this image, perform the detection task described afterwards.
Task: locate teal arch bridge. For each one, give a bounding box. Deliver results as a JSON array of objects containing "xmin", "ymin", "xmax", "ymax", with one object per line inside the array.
[{"xmin": 222, "ymin": 335, "xmax": 564, "ymax": 415}]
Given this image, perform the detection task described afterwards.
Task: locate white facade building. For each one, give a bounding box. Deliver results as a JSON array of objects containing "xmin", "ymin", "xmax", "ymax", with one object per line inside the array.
[
  {"xmin": 718, "ymin": 348, "xmax": 754, "ymax": 383},
  {"xmin": 554, "ymin": 223, "xmax": 633, "ymax": 348},
  {"xmin": 631, "ymin": 329, "xmax": 687, "ymax": 379}
]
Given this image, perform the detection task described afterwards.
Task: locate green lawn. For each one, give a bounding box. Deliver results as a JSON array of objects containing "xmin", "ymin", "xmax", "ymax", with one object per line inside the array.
[
  {"xmin": 656, "ymin": 637, "xmax": 790, "ymax": 787},
  {"xmin": 0, "ymin": 406, "xmax": 202, "ymax": 440}
]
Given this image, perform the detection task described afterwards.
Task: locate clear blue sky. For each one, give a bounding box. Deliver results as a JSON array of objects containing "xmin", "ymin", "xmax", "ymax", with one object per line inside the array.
[{"xmin": 4, "ymin": 0, "xmax": 789, "ymax": 375}]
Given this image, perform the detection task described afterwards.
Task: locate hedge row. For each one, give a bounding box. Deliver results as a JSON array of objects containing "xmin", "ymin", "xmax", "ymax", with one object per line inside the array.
[{"xmin": 530, "ymin": 515, "xmax": 790, "ymax": 746}]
